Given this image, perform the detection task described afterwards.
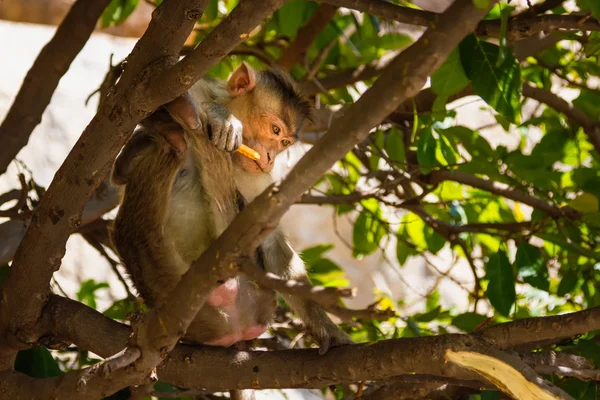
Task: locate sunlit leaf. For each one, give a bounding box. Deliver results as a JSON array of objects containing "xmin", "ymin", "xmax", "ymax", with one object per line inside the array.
[
  {"xmin": 568, "ymin": 193, "xmax": 599, "ymax": 213},
  {"xmin": 300, "ymin": 244, "xmax": 335, "ymax": 266},
  {"xmin": 431, "ymin": 48, "xmax": 469, "ymax": 96},
  {"xmin": 460, "ymin": 34, "xmax": 522, "ymax": 123}
]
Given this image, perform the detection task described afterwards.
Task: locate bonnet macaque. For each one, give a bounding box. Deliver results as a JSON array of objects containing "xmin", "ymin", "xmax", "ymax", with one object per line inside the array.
[{"xmin": 111, "ymin": 62, "xmax": 352, "ymax": 353}]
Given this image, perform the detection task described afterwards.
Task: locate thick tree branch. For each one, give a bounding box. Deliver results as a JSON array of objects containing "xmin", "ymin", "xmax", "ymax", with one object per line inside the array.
[
  {"xmin": 119, "ymin": 2, "xmax": 497, "ymax": 393},
  {"xmin": 276, "ymin": 3, "xmax": 339, "ymax": 70},
  {"xmin": 23, "ymin": 296, "xmax": 598, "ymax": 391},
  {"xmin": 321, "ymin": 0, "xmax": 600, "ymax": 40},
  {"xmin": 523, "ymin": 84, "xmax": 600, "ymax": 155},
  {"xmin": 0, "ymin": 0, "xmax": 210, "ymax": 373},
  {"xmin": 0, "ymin": 0, "xmax": 111, "ymax": 176},
  {"xmin": 145, "ymin": 0, "xmax": 286, "ymax": 108}
]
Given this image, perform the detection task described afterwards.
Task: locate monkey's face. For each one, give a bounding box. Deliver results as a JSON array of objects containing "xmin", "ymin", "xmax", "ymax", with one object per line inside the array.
[
  {"xmin": 235, "ymin": 111, "xmax": 297, "ymax": 174},
  {"xmin": 225, "ymin": 62, "xmax": 309, "ymax": 174}
]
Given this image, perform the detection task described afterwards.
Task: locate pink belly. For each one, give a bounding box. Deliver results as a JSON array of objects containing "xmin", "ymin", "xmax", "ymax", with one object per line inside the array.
[
  {"xmin": 204, "ymin": 325, "xmax": 267, "ymax": 347},
  {"xmin": 206, "ymin": 278, "xmax": 238, "ymax": 307}
]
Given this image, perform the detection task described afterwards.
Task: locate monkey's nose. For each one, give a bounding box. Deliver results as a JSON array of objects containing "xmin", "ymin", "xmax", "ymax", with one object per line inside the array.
[{"xmin": 267, "ymin": 152, "xmax": 272, "ymax": 163}]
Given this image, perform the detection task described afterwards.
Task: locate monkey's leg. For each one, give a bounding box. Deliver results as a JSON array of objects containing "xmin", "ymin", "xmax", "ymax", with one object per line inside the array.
[{"xmin": 261, "ymin": 230, "xmax": 354, "ymax": 354}]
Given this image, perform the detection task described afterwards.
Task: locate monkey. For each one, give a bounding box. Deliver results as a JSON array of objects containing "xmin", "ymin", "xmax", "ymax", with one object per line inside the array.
[{"xmin": 110, "ymin": 62, "xmax": 353, "ymax": 353}]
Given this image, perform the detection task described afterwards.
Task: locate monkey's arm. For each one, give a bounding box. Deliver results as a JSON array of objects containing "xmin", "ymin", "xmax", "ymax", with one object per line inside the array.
[{"xmin": 262, "ymin": 229, "xmax": 354, "ymax": 354}]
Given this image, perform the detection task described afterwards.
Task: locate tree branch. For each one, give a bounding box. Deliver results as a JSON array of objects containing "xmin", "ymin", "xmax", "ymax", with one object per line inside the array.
[
  {"xmin": 427, "ymin": 169, "xmax": 581, "ymax": 220},
  {"xmin": 0, "ymin": 0, "xmax": 210, "ymax": 373},
  {"xmin": 321, "ymin": 0, "xmax": 600, "ymax": 40},
  {"xmin": 0, "ymin": 0, "xmax": 111, "ymax": 176},
  {"xmin": 23, "ymin": 296, "xmax": 598, "ymax": 392},
  {"xmin": 523, "ymin": 84, "xmax": 600, "ymax": 155},
  {"xmin": 276, "ymin": 3, "xmax": 339, "ymax": 70},
  {"xmin": 121, "ymin": 2, "xmax": 496, "ymax": 394}
]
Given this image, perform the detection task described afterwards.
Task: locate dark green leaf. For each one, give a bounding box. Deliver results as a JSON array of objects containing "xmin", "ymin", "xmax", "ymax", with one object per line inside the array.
[
  {"xmin": 385, "ymin": 128, "xmax": 406, "ymax": 165},
  {"xmin": 579, "ymin": 0, "xmax": 600, "ymax": 18},
  {"xmin": 103, "ymin": 298, "xmax": 137, "ymax": 321},
  {"xmin": 573, "ymin": 90, "xmax": 600, "ymax": 121},
  {"xmin": 515, "ymin": 242, "xmax": 549, "ymax": 292},
  {"xmin": 416, "ymin": 127, "xmax": 437, "ymax": 172},
  {"xmin": 485, "ymin": 251, "xmax": 516, "ymax": 317},
  {"xmin": 15, "ymin": 347, "xmax": 62, "ymax": 378},
  {"xmin": 412, "ymin": 306, "xmax": 441, "ymax": 322},
  {"xmin": 424, "ymin": 226, "xmax": 446, "ymax": 254},
  {"xmin": 481, "ymin": 391, "xmax": 500, "ymax": 400},
  {"xmin": 460, "ymin": 34, "xmax": 522, "ymax": 123},
  {"xmin": 431, "ymin": 48, "xmax": 469, "ymax": 96},
  {"xmin": 452, "ymin": 312, "xmax": 489, "ymax": 332},
  {"xmin": 557, "ymin": 271, "xmax": 580, "ymax": 296},
  {"xmin": 101, "ymin": 0, "xmax": 140, "ymax": 28}
]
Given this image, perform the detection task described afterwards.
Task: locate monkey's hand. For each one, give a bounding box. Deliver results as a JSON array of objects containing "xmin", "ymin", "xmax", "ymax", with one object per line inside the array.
[
  {"xmin": 312, "ymin": 320, "xmax": 355, "ymax": 355},
  {"xmin": 205, "ymin": 103, "xmax": 243, "ymax": 153}
]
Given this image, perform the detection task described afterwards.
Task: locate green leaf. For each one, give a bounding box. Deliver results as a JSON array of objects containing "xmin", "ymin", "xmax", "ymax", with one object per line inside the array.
[
  {"xmin": 203, "ymin": 0, "xmax": 219, "ymax": 21},
  {"xmin": 568, "ymin": 193, "xmax": 599, "ymax": 213},
  {"xmin": 308, "ymin": 258, "xmax": 349, "ymax": 287},
  {"xmin": 437, "ymin": 132, "xmax": 459, "ymax": 166},
  {"xmin": 300, "ymin": 244, "xmax": 334, "ymax": 266},
  {"xmin": 579, "ymin": 0, "xmax": 600, "ymax": 18},
  {"xmin": 557, "ymin": 271, "xmax": 580, "ymax": 296},
  {"xmin": 276, "ymin": 0, "xmax": 316, "ymax": 38},
  {"xmin": 416, "ymin": 127, "xmax": 437, "ymax": 172},
  {"xmin": 485, "ymin": 251, "xmax": 515, "ymax": 317},
  {"xmin": 573, "ymin": 90, "xmax": 600, "ymax": 121},
  {"xmin": 101, "ymin": 0, "xmax": 140, "ymax": 28},
  {"xmin": 440, "ymin": 126, "xmax": 494, "ymax": 158},
  {"xmin": 14, "ymin": 347, "xmax": 62, "ymax": 378},
  {"xmin": 385, "ymin": 128, "xmax": 406, "ymax": 165},
  {"xmin": 431, "ymin": 48, "xmax": 470, "ymax": 96},
  {"xmin": 352, "ymin": 211, "xmax": 387, "ymax": 258},
  {"xmin": 103, "ymin": 298, "xmax": 138, "ymax": 321},
  {"xmin": 452, "ymin": 312, "xmax": 488, "ymax": 332},
  {"xmin": 424, "ymin": 226, "xmax": 446, "ymax": 254},
  {"xmin": 76, "ymin": 279, "xmax": 109, "ymax": 310},
  {"xmin": 515, "ymin": 242, "xmax": 549, "ymax": 292},
  {"xmin": 460, "ymin": 34, "xmax": 522, "ymax": 123},
  {"xmin": 481, "ymin": 391, "xmax": 500, "ymax": 400},
  {"xmin": 412, "ymin": 306, "xmax": 442, "ymax": 322}
]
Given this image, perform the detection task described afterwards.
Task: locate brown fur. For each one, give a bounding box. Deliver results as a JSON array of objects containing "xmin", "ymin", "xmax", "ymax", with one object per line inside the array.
[{"xmin": 111, "ymin": 64, "xmax": 352, "ymax": 350}]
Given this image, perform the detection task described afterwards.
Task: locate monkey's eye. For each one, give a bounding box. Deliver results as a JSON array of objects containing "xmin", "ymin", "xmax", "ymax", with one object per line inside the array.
[
  {"xmin": 281, "ymin": 139, "xmax": 291, "ymax": 147},
  {"xmin": 272, "ymin": 124, "xmax": 281, "ymax": 135}
]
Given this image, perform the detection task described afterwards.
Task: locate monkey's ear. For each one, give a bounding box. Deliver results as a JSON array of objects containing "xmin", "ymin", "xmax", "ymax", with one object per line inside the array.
[{"xmin": 227, "ymin": 62, "xmax": 256, "ymax": 96}]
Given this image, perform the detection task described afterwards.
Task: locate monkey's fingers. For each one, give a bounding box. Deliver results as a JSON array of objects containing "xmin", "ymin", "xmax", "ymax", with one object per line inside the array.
[{"xmin": 237, "ymin": 144, "xmax": 261, "ymax": 161}]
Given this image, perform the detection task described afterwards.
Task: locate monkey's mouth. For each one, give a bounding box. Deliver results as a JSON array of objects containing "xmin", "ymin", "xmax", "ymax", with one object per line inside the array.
[{"xmin": 253, "ymin": 160, "xmax": 264, "ymax": 173}]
